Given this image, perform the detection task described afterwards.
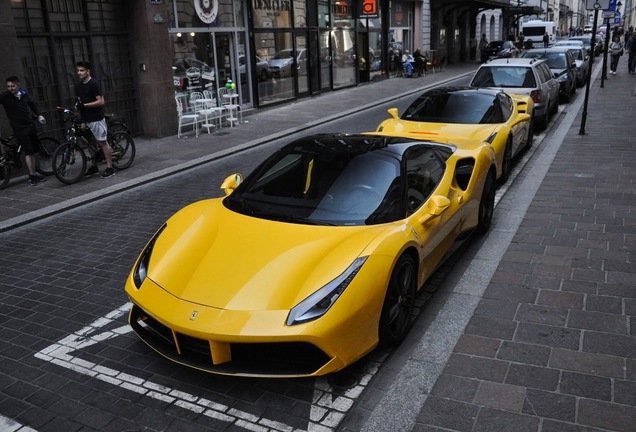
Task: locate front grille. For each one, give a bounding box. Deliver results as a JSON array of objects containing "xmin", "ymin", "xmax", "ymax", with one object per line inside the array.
[{"xmin": 129, "ymin": 304, "xmax": 332, "ymax": 376}]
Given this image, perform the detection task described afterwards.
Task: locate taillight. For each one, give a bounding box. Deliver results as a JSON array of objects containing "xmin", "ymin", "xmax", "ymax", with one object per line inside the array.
[{"xmin": 530, "ymin": 89, "xmax": 541, "ymax": 103}]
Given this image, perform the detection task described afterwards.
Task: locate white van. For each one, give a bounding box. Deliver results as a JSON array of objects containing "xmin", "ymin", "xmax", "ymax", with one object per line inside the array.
[{"xmin": 521, "ymin": 20, "xmax": 557, "ymax": 47}]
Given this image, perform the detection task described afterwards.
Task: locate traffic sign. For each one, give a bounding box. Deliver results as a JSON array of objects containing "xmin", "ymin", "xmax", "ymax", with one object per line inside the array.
[{"xmin": 586, "ymin": 0, "xmax": 610, "ymax": 10}]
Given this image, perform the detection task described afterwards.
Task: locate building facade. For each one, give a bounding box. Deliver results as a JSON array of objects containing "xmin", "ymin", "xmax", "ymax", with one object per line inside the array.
[{"xmin": 0, "ymin": 0, "xmax": 513, "ymax": 139}]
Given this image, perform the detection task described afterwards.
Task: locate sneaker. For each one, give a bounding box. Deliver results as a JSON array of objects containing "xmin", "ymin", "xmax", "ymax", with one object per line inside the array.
[
  {"xmin": 84, "ymin": 165, "xmax": 99, "ymax": 176},
  {"xmin": 35, "ymin": 174, "xmax": 46, "ymax": 183},
  {"xmin": 101, "ymin": 167, "xmax": 115, "ymax": 179},
  {"xmin": 28, "ymin": 175, "xmax": 38, "ymax": 186}
]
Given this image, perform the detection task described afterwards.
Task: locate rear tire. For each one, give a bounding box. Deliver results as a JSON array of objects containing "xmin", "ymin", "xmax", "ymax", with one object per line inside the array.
[
  {"xmin": 477, "ymin": 171, "xmax": 496, "ymax": 234},
  {"xmin": 36, "ymin": 136, "xmax": 62, "ymax": 176},
  {"xmin": 53, "ymin": 141, "xmax": 86, "ymax": 185},
  {"xmin": 109, "ymin": 132, "xmax": 136, "ymax": 170},
  {"xmin": 525, "ymin": 120, "xmax": 534, "ymax": 150},
  {"xmin": 500, "ymin": 138, "xmax": 512, "ymax": 184},
  {"xmin": 107, "ymin": 120, "xmax": 129, "ymax": 135},
  {"xmin": 379, "ymin": 255, "xmax": 416, "ymax": 346}
]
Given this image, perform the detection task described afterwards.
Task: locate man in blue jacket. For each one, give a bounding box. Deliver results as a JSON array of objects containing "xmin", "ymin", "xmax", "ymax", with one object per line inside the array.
[{"xmin": 0, "ymin": 76, "xmax": 47, "ymax": 186}]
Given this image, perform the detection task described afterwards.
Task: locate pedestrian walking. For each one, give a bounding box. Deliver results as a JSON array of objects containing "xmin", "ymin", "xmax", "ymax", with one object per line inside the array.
[
  {"xmin": 0, "ymin": 76, "xmax": 48, "ymax": 186},
  {"xmin": 74, "ymin": 61, "xmax": 114, "ymax": 178},
  {"xmin": 608, "ymin": 35, "xmax": 623, "ymax": 74},
  {"xmin": 479, "ymin": 34, "xmax": 488, "ymax": 53},
  {"xmin": 542, "ymin": 32, "xmax": 550, "ymax": 48},
  {"xmin": 625, "ymin": 32, "xmax": 636, "ymax": 74}
]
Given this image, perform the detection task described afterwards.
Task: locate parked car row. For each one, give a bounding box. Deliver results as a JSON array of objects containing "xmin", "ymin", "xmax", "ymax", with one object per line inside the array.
[{"xmin": 473, "ymin": 38, "xmax": 589, "ymax": 131}]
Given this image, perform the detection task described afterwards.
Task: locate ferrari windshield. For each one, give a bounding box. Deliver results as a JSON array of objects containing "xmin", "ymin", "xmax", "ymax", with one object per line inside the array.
[
  {"xmin": 402, "ymin": 91, "xmax": 500, "ymax": 124},
  {"xmin": 224, "ymin": 140, "xmax": 404, "ymax": 226}
]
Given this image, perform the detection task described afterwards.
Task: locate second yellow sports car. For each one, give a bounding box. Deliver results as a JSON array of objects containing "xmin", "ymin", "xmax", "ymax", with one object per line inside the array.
[
  {"xmin": 125, "ymin": 133, "xmax": 497, "ymax": 378},
  {"xmin": 375, "ymin": 86, "xmax": 533, "ymax": 183}
]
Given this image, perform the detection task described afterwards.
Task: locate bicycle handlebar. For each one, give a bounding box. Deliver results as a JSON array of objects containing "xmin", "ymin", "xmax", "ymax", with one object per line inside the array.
[{"xmin": 56, "ymin": 106, "xmax": 74, "ymax": 115}]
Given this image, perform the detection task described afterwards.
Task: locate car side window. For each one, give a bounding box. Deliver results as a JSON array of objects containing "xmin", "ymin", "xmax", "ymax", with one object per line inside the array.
[
  {"xmin": 538, "ymin": 64, "xmax": 550, "ymax": 83},
  {"xmin": 405, "ymin": 148, "xmax": 445, "ymax": 215},
  {"xmin": 498, "ymin": 93, "xmax": 513, "ymax": 120}
]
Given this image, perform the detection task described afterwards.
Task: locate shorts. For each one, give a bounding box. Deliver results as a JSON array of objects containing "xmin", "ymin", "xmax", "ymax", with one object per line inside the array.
[
  {"xmin": 14, "ymin": 125, "xmax": 40, "ymax": 156},
  {"xmin": 86, "ymin": 119, "xmax": 108, "ymax": 141}
]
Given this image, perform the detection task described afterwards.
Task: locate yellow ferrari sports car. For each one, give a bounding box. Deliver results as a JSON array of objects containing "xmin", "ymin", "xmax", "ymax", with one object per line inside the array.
[
  {"xmin": 125, "ymin": 133, "xmax": 497, "ymax": 378},
  {"xmin": 375, "ymin": 86, "xmax": 533, "ymax": 183}
]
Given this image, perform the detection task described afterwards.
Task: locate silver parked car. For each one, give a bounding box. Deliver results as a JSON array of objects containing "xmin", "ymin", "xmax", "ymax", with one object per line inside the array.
[{"xmin": 469, "ymin": 57, "xmax": 559, "ymax": 130}]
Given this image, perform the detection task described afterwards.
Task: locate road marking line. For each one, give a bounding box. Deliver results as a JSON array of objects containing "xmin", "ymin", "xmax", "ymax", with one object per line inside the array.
[{"xmin": 34, "ymin": 302, "xmax": 381, "ymax": 431}]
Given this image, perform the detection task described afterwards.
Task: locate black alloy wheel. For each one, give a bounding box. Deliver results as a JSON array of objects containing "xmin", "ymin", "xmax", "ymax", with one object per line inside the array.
[
  {"xmin": 379, "ymin": 254, "xmax": 417, "ymax": 346},
  {"xmin": 477, "ymin": 171, "xmax": 496, "ymax": 234}
]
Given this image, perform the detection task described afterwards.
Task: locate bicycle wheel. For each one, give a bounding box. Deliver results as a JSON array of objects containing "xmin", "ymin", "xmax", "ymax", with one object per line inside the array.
[
  {"xmin": 0, "ymin": 149, "xmax": 11, "ymax": 190},
  {"xmin": 36, "ymin": 136, "xmax": 62, "ymax": 176},
  {"xmin": 108, "ymin": 120, "xmax": 129, "ymax": 135},
  {"xmin": 52, "ymin": 141, "xmax": 86, "ymax": 185},
  {"xmin": 109, "ymin": 132, "xmax": 136, "ymax": 170}
]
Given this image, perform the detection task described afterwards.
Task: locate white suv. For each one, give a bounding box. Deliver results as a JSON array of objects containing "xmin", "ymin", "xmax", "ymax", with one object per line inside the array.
[{"xmin": 469, "ymin": 58, "xmax": 559, "ymax": 130}]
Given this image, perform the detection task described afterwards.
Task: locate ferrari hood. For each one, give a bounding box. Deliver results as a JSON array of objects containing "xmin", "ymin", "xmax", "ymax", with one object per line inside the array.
[
  {"xmin": 377, "ymin": 118, "xmax": 497, "ymax": 142},
  {"xmin": 145, "ymin": 199, "xmax": 390, "ymax": 311}
]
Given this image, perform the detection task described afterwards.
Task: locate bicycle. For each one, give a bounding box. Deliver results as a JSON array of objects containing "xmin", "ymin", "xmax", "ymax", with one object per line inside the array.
[
  {"xmin": 52, "ymin": 106, "xmax": 136, "ymax": 185},
  {"xmin": 0, "ymin": 132, "xmax": 62, "ymax": 190}
]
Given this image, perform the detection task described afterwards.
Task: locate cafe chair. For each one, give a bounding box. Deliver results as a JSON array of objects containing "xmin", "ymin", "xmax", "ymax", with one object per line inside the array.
[
  {"xmin": 218, "ymin": 88, "xmax": 241, "ymax": 127},
  {"xmin": 198, "ymin": 99, "xmax": 225, "ymax": 133},
  {"xmin": 175, "ymin": 96, "xmax": 200, "ymax": 138}
]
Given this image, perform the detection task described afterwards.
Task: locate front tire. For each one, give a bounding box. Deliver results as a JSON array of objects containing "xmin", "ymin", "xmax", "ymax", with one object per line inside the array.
[
  {"xmin": 477, "ymin": 171, "xmax": 496, "ymax": 234},
  {"xmin": 538, "ymin": 108, "xmax": 549, "ymax": 131},
  {"xmin": 379, "ymin": 255, "xmax": 417, "ymax": 346},
  {"xmin": 53, "ymin": 141, "xmax": 86, "ymax": 185},
  {"xmin": 0, "ymin": 157, "xmax": 11, "ymax": 190}
]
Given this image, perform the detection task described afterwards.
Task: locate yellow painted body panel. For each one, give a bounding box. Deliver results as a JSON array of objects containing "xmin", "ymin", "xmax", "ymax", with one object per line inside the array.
[
  {"xmin": 125, "ymin": 138, "xmax": 497, "ymax": 377},
  {"xmin": 376, "ymin": 94, "xmax": 533, "ymax": 179}
]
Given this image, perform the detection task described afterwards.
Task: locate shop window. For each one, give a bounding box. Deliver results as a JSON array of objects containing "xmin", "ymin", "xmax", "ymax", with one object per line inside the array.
[{"xmin": 254, "ymin": 32, "xmax": 296, "ymax": 105}]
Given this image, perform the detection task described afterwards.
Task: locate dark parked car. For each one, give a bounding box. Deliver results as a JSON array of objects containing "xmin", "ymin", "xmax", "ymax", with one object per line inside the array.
[
  {"xmin": 522, "ymin": 47, "xmax": 577, "ymax": 103},
  {"xmin": 481, "ymin": 40, "xmax": 520, "ymax": 63},
  {"xmin": 481, "ymin": 41, "xmax": 504, "ymax": 63}
]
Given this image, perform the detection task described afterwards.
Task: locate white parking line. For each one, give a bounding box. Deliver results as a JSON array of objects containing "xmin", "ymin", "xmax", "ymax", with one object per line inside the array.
[
  {"xmin": 0, "ymin": 415, "xmax": 37, "ymax": 432},
  {"xmin": 33, "ymin": 302, "xmax": 380, "ymax": 431}
]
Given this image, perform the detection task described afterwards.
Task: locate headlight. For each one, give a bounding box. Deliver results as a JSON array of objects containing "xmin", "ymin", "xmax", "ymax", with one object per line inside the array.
[
  {"xmin": 132, "ymin": 224, "xmax": 166, "ymax": 288},
  {"xmin": 286, "ymin": 256, "xmax": 368, "ymax": 326}
]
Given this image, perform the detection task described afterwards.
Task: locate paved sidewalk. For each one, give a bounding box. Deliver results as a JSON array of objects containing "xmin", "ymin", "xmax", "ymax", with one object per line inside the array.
[
  {"xmin": 351, "ymin": 63, "xmax": 636, "ymax": 431},
  {"xmin": 0, "ymin": 63, "xmax": 477, "ymax": 233}
]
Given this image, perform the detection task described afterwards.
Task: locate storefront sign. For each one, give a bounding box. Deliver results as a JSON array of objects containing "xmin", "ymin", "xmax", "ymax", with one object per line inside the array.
[
  {"xmin": 332, "ymin": 0, "xmax": 352, "ymax": 18},
  {"xmin": 194, "ymin": 0, "xmax": 218, "ymax": 24},
  {"xmin": 359, "ymin": 0, "xmax": 379, "ymax": 19},
  {"xmin": 252, "ymin": 0, "xmax": 291, "ymax": 12}
]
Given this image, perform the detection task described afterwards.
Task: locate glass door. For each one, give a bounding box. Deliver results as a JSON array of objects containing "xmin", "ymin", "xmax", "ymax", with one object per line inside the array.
[
  {"xmin": 332, "ymin": 27, "xmax": 356, "ymax": 89},
  {"xmin": 319, "ymin": 30, "xmax": 332, "ymax": 92},
  {"xmin": 295, "ymin": 33, "xmax": 309, "ymax": 96},
  {"xmin": 214, "ymin": 33, "xmax": 240, "ymax": 100}
]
